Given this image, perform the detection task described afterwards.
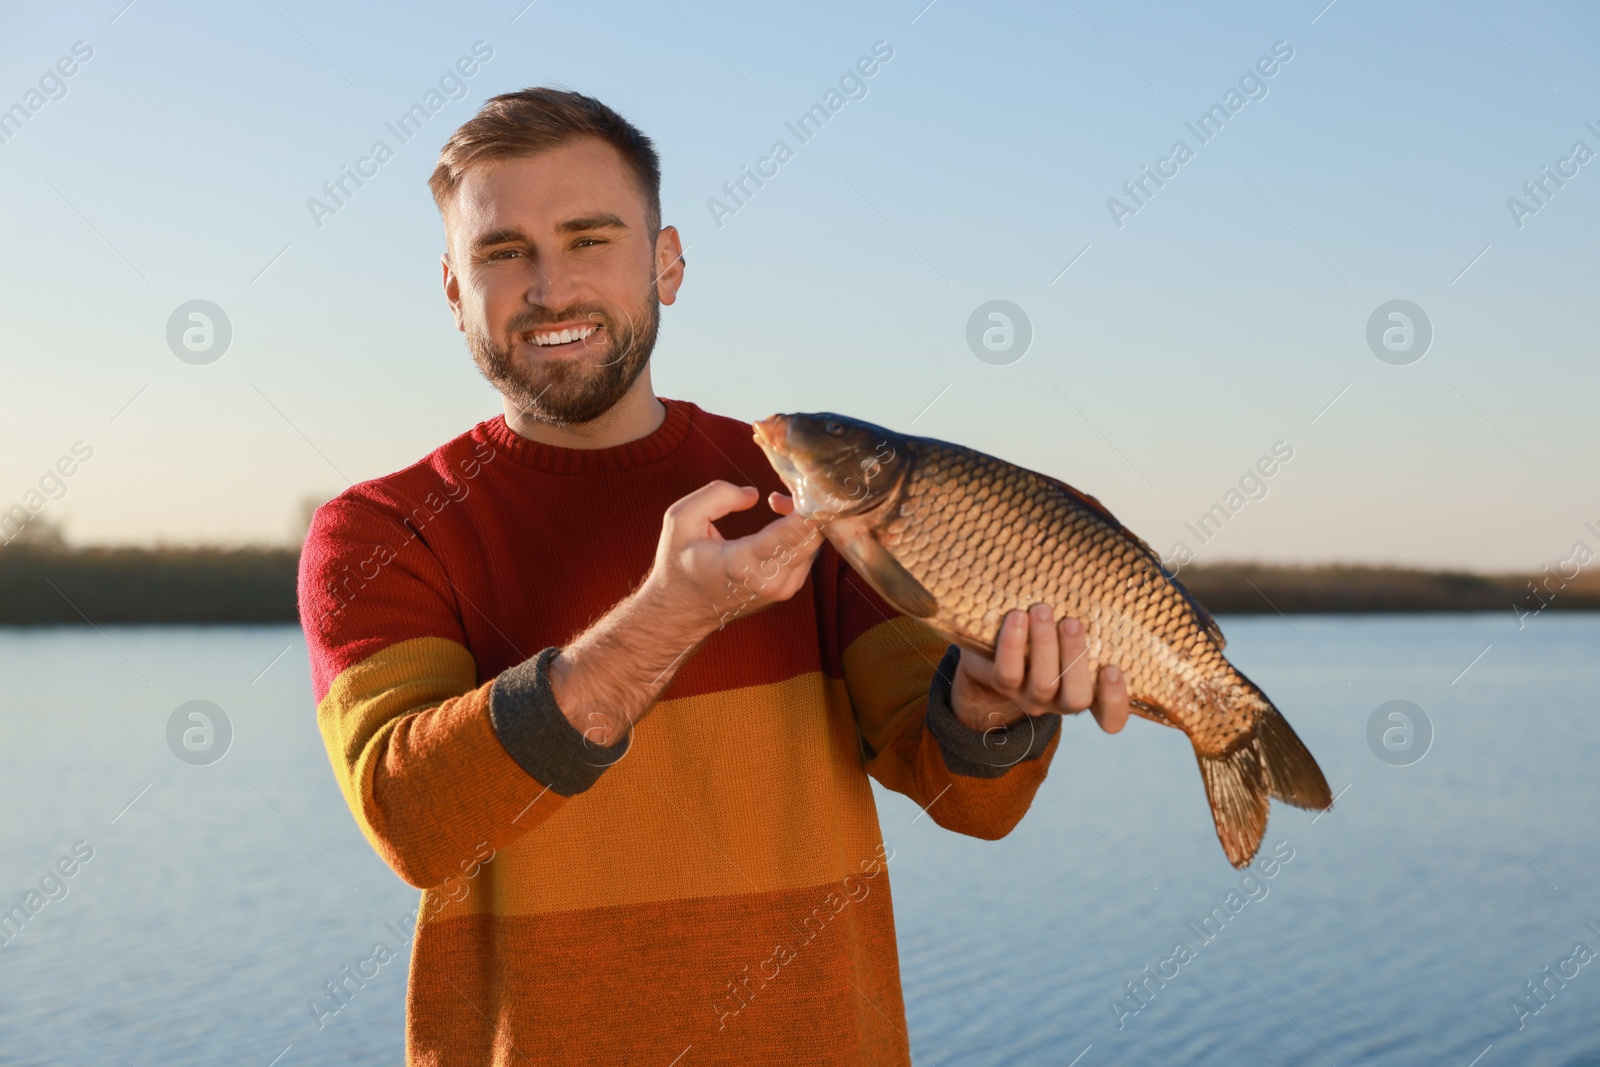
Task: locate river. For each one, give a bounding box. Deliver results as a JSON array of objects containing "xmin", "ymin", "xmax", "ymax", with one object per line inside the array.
[{"xmin": 1, "ymin": 615, "xmax": 1595, "ymax": 1065}]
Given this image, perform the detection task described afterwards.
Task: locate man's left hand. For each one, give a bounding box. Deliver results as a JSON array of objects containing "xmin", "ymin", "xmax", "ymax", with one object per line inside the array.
[{"xmin": 950, "ymin": 604, "xmax": 1132, "ymax": 735}]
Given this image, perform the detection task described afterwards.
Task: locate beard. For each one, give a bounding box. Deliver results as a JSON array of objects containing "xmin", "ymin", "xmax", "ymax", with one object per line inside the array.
[{"xmin": 467, "ymin": 289, "xmax": 660, "ymax": 427}]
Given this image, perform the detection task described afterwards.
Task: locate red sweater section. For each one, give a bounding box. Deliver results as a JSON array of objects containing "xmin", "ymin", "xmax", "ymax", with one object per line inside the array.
[{"xmin": 300, "ymin": 399, "xmax": 873, "ymax": 700}]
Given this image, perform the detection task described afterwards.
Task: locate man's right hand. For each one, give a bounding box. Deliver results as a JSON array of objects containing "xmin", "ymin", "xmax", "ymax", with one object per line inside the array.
[
  {"xmin": 642, "ymin": 480, "xmax": 824, "ymax": 632},
  {"xmin": 546, "ymin": 480, "xmax": 825, "ymax": 748}
]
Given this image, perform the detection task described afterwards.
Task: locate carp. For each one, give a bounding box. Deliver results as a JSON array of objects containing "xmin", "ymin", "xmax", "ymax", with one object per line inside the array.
[{"xmin": 753, "ymin": 411, "xmax": 1333, "ymax": 867}]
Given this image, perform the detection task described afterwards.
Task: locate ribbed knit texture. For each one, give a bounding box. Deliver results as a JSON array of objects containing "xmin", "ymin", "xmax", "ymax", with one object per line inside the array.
[
  {"xmin": 489, "ymin": 646, "xmax": 630, "ymax": 795},
  {"xmin": 925, "ymin": 645, "xmax": 1061, "ymax": 777},
  {"xmin": 297, "ymin": 398, "xmax": 1060, "ymax": 1066}
]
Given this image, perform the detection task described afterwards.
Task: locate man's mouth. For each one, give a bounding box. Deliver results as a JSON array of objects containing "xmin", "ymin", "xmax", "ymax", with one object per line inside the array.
[{"xmin": 520, "ymin": 322, "xmax": 605, "ymax": 351}]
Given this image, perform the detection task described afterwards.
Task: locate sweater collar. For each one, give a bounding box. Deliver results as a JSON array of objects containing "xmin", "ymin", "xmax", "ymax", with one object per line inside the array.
[{"xmin": 477, "ymin": 396, "xmax": 697, "ymax": 474}]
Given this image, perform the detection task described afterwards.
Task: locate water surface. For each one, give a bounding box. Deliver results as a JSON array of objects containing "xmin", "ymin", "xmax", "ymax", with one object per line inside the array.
[{"xmin": 1, "ymin": 615, "xmax": 1595, "ymax": 1065}]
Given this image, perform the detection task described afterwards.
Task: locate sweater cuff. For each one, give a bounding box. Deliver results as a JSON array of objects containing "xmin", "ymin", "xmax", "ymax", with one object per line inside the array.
[
  {"xmin": 925, "ymin": 645, "xmax": 1059, "ymax": 779},
  {"xmin": 489, "ymin": 647, "xmax": 629, "ymax": 797}
]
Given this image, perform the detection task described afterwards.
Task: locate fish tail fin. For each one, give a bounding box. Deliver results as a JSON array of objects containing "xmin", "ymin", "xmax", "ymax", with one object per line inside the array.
[
  {"xmin": 1255, "ymin": 702, "xmax": 1334, "ymax": 811},
  {"xmin": 1196, "ymin": 741, "xmax": 1270, "ymax": 869},
  {"xmin": 1195, "ymin": 694, "xmax": 1333, "ymax": 868}
]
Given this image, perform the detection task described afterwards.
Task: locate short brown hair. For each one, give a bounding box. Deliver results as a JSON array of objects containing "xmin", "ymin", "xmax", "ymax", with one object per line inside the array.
[{"xmin": 429, "ymin": 87, "xmax": 662, "ymax": 235}]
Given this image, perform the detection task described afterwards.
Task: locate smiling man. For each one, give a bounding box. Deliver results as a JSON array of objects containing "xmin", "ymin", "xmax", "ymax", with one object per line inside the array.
[{"xmin": 298, "ymin": 88, "xmax": 1130, "ymax": 1066}]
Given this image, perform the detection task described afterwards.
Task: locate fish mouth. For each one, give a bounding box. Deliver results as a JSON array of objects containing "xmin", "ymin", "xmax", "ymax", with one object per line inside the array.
[
  {"xmin": 752, "ymin": 416, "xmax": 820, "ymax": 515},
  {"xmin": 752, "ymin": 414, "xmax": 787, "ymax": 453},
  {"xmin": 752, "ymin": 417, "xmax": 800, "ymax": 483}
]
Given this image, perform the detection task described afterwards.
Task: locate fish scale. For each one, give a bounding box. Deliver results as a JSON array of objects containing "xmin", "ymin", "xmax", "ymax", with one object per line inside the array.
[
  {"xmin": 753, "ymin": 411, "xmax": 1334, "ymax": 867},
  {"xmin": 886, "ymin": 440, "xmax": 1238, "ymax": 746}
]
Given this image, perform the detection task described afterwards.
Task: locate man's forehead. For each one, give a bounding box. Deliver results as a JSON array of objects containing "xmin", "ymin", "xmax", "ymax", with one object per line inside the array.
[{"xmin": 447, "ymin": 139, "xmax": 645, "ymax": 238}]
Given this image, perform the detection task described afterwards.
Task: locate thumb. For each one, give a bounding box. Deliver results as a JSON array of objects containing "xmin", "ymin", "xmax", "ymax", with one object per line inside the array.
[{"xmin": 951, "ymin": 644, "xmax": 997, "ymax": 689}]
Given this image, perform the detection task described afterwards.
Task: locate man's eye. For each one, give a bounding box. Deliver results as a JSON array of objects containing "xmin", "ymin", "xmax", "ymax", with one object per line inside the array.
[
  {"xmin": 574, "ymin": 237, "xmax": 605, "ymax": 249},
  {"xmin": 487, "ymin": 249, "xmax": 521, "ymax": 260}
]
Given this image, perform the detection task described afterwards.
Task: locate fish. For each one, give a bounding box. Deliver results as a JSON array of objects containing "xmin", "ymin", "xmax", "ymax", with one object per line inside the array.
[{"xmin": 752, "ymin": 411, "xmax": 1333, "ymax": 868}]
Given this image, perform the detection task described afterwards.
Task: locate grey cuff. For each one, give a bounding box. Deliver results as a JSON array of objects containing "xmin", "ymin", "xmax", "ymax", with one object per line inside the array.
[
  {"xmin": 489, "ymin": 647, "xmax": 629, "ymax": 797},
  {"xmin": 925, "ymin": 645, "xmax": 1059, "ymax": 779}
]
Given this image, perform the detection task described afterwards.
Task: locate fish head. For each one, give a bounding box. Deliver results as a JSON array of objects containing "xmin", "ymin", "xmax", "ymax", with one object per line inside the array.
[{"xmin": 752, "ymin": 412, "xmax": 907, "ymax": 519}]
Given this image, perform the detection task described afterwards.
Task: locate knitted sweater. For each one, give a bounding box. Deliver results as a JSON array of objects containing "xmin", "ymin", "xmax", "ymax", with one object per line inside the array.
[{"xmin": 297, "ymin": 398, "xmax": 1060, "ymax": 1065}]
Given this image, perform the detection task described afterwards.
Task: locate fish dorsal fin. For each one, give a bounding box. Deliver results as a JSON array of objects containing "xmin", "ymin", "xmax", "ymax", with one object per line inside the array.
[
  {"xmin": 1038, "ymin": 472, "xmax": 1227, "ymax": 649},
  {"xmin": 1050, "ymin": 479, "xmax": 1122, "ymax": 530},
  {"xmin": 1038, "ymin": 473, "xmax": 1161, "ymax": 558},
  {"xmin": 838, "ymin": 530, "xmax": 939, "ymax": 619},
  {"xmin": 1181, "ymin": 579, "xmax": 1226, "ymax": 649}
]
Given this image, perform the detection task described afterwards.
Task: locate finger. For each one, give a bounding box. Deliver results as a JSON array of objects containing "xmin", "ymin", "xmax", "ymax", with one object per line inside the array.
[
  {"xmin": 732, "ymin": 508, "xmax": 827, "ymax": 566},
  {"xmin": 1090, "ymin": 664, "xmax": 1132, "ymax": 734},
  {"xmin": 991, "ymin": 610, "xmax": 1029, "ymax": 694},
  {"xmin": 1023, "ymin": 604, "xmax": 1060, "ymax": 711},
  {"xmin": 666, "ymin": 481, "xmax": 759, "ymax": 538},
  {"xmin": 768, "ymin": 492, "xmax": 796, "ymax": 516},
  {"xmin": 1057, "ymin": 618, "xmax": 1094, "ymax": 713},
  {"xmin": 719, "ymin": 513, "xmax": 828, "ymax": 610}
]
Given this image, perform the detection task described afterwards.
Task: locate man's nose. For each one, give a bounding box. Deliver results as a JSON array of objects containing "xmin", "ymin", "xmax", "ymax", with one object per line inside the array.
[{"xmin": 524, "ymin": 257, "xmax": 584, "ymax": 311}]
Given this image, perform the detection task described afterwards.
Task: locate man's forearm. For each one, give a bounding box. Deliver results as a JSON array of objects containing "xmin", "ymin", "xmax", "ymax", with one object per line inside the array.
[{"xmin": 546, "ymin": 576, "xmax": 721, "ymax": 747}]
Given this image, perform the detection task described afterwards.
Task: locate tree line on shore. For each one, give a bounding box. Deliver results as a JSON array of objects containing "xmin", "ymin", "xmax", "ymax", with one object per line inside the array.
[{"xmin": 1, "ymin": 543, "xmax": 1595, "ymax": 626}]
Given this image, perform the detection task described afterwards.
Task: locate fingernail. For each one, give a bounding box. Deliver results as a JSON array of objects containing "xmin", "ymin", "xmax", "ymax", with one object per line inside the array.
[
  {"xmin": 1031, "ymin": 604, "xmax": 1051, "ymax": 621},
  {"xmin": 1062, "ymin": 618, "xmax": 1081, "ymax": 636},
  {"xmin": 1104, "ymin": 665, "xmax": 1121, "ymax": 683}
]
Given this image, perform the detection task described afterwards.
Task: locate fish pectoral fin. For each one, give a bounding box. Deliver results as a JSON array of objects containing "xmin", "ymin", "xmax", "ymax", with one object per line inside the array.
[{"xmin": 838, "ymin": 532, "xmax": 939, "ymax": 618}]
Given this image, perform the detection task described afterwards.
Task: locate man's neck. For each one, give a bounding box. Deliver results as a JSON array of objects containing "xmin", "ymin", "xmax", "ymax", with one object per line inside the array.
[{"xmin": 501, "ymin": 372, "xmax": 667, "ymax": 450}]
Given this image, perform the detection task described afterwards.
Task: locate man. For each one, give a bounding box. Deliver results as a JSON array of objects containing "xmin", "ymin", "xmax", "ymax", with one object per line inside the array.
[{"xmin": 298, "ymin": 88, "xmax": 1131, "ymax": 1065}]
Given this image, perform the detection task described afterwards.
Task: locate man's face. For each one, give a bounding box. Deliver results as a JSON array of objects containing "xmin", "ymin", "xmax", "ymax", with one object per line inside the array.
[{"xmin": 442, "ymin": 137, "xmax": 684, "ymax": 426}]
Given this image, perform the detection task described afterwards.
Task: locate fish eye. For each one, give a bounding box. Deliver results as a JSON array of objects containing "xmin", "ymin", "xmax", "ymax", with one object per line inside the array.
[{"xmin": 825, "ymin": 420, "xmax": 845, "ymax": 436}]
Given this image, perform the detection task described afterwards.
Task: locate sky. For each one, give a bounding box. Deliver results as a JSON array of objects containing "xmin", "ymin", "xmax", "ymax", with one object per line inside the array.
[{"xmin": 1, "ymin": 0, "xmax": 1596, "ymax": 571}]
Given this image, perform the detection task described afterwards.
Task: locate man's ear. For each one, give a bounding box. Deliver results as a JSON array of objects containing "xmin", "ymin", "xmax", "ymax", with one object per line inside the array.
[
  {"xmin": 442, "ymin": 252, "xmax": 466, "ymax": 332},
  {"xmin": 654, "ymin": 225, "xmax": 686, "ymax": 306}
]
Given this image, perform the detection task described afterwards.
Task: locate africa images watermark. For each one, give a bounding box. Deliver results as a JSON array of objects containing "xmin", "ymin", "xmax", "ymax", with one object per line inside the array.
[
  {"xmin": 1162, "ymin": 440, "xmax": 1294, "ymax": 575},
  {"xmin": 307, "ymin": 840, "xmax": 496, "ymax": 1030},
  {"xmin": 1107, "ymin": 41, "xmax": 1295, "ymax": 229},
  {"xmin": 711, "ymin": 842, "xmax": 894, "ymax": 1033},
  {"xmin": 1367, "ymin": 699, "xmax": 1433, "ymax": 767},
  {"xmin": 705, "ymin": 41, "xmax": 895, "ymax": 230},
  {"xmin": 1512, "ymin": 518, "xmax": 1600, "ymax": 629},
  {"xmin": 1108, "ymin": 840, "xmax": 1296, "ymax": 1030},
  {"xmin": 306, "ymin": 41, "xmax": 494, "ymax": 229},
  {"xmin": 312, "ymin": 438, "xmax": 498, "ymax": 630},
  {"xmin": 1507, "ymin": 920, "xmax": 1600, "ymax": 1032},
  {"xmin": 0, "ymin": 40, "xmax": 94, "ymax": 147},
  {"xmin": 167, "ymin": 700, "xmax": 233, "ymax": 766},
  {"xmin": 1, "ymin": 440, "xmax": 95, "ymax": 547},
  {"xmin": 1505, "ymin": 118, "xmax": 1600, "ymax": 230},
  {"xmin": 0, "ymin": 841, "xmax": 96, "ymax": 949}
]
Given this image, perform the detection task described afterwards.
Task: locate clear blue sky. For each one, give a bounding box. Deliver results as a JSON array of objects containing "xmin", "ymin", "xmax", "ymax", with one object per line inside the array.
[{"xmin": 2, "ymin": 0, "xmax": 1596, "ymax": 570}]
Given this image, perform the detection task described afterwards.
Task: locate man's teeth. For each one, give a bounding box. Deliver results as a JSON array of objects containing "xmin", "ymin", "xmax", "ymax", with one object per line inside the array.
[{"xmin": 530, "ymin": 325, "xmax": 599, "ymax": 346}]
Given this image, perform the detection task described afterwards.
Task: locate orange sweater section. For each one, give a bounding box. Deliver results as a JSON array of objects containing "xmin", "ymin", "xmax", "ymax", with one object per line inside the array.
[{"xmin": 297, "ymin": 399, "xmax": 1059, "ymax": 1065}]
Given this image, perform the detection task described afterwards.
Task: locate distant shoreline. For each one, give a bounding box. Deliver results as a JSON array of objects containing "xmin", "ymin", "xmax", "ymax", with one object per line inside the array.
[{"xmin": 0, "ymin": 545, "xmax": 1593, "ymax": 626}]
